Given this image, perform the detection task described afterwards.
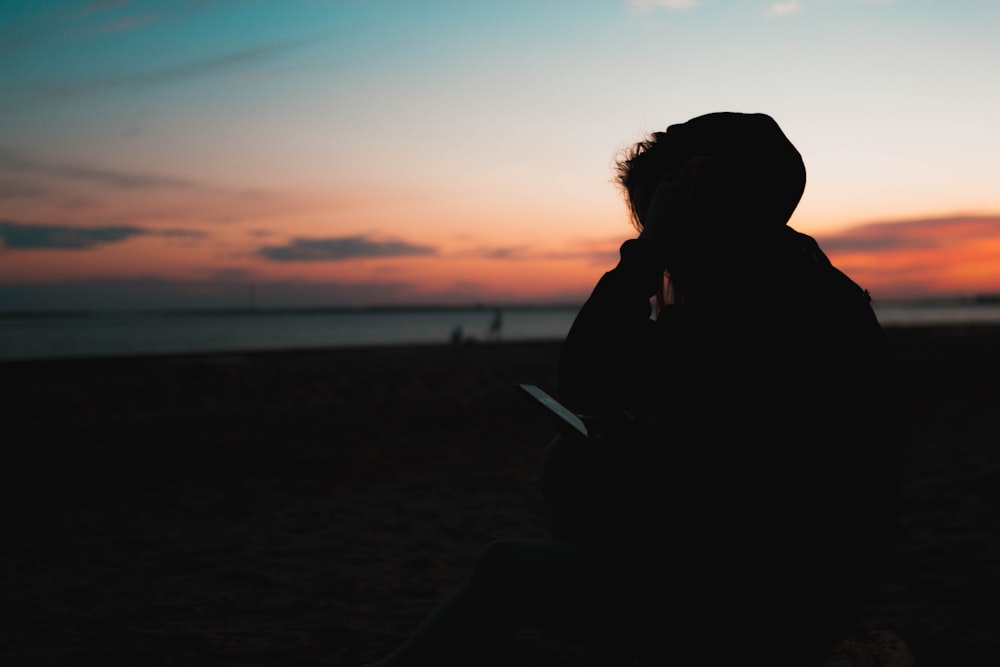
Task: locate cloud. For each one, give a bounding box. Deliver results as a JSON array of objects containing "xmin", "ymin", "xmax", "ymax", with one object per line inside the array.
[
  {"xmin": 815, "ymin": 215, "xmax": 1000, "ymax": 252},
  {"xmin": 815, "ymin": 214, "xmax": 1000, "ymax": 298},
  {"xmin": 627, "ymin": 0, "xmax": 699, "ymax": 13},
  {"xmin": 259, "ymin": 235, "xmax": 437, "ymax": 262},
  {"xmin": 0, "ymin": 220, "xmax": 205, "ymax": 250},
  {"xmin": 0, "ymin": 220, "xmax": 145, "ymax": 250},
  {"xmin": 0, "ymin": 2, "xmax": 143, "ymax": 63},
  {"xmin": 73, "ymin": 42, "xmax": 295, "ymax": 93},
  {"xmin": 77, "ymin": 1, "xmax": 157, "ymax": 35},
  {"xmin": 0, "ymin": 1, "xmax": 231, "ymax": 61},
  {"xmin": 815, "ymin": 225, "xmax": 934, "ymax": 253},
  {"xmin": 0, "ymin": 148, "xmax": 205, "ymax": 191},
  {"xmin": 463, "ymin": 239, "xmax": 621, "ymax": 266},
  {"xmin": 80, "ymin": 1, "xmax": 132, "ymax": 18},
  {"xmin": 0, "ymin": 182, "xmax": 46, "ymax": 201},
  {"xmin": 767, "ymin": 1, "xmax": 804, "ymax": 17},
  {"xmin": 2, "ymin": 40, "xmax": 307, "ymax": 110},
  {"xmin": 478, "ymin": 246, "xmax": 532, "ymax": 260},
  {"xmin": 158, "ymin": 228, "xmax": 207, "ymax": 239}
]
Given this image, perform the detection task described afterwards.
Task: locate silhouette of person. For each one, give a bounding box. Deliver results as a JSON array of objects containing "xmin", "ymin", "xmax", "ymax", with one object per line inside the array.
[
  {"xmin": 363, "ymin": 112, "xmax": 904, "ymax": 667},
  {"xmin": 488, "ymin": 307, "xmax": 503, "ymax": 339},
  {"xmin": 546, "ymin": 111, "xmax": 905, "ymax": 661}
]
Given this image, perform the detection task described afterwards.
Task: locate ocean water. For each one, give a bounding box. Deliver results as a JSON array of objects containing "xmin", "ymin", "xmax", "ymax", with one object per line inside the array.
[
  {"xmin": 2, "ymin": 301, "xmax": 999, "ymax": 361},
  {"xmin": 0, "ymin": 307, "xmax": 578, "ymax": 361}
]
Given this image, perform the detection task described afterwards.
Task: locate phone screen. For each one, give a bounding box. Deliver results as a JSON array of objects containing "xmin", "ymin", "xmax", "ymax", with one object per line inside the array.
[{"xmin": 517, "ymin": 383, "xmax": 590, "ymax": 439}]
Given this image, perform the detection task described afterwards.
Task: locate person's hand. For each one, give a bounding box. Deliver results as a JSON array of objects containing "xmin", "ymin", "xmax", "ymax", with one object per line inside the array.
[
  {"xmin": 637, "ymin": 156, "xmax": 715, "ymax": 250},
  {"xmin": 637, "ymin": 171, "xmax": 681, "ymax": 251}
]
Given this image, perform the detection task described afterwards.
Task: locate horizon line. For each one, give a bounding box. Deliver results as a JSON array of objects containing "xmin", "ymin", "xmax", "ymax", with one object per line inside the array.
[{"xmin": 3, "ymin": 293, "xmax": 1000, "ymax": 318}]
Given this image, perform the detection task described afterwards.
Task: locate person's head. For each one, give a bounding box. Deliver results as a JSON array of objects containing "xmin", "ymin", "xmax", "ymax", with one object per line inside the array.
[{"xmin": 615, "ymin": 112, "xmax": 807, "ymax": 295}]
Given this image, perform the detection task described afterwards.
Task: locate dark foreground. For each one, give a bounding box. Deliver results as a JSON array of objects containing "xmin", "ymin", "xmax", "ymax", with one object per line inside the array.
[{"xmin": 1, "ymin": 325, "xmax": 998, "ymax": 666}]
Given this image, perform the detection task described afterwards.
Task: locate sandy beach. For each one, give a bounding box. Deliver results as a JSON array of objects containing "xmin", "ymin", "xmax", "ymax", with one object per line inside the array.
[{"xmin": 2, "ymin": 326, "xmax": 998, "ymax": 666}]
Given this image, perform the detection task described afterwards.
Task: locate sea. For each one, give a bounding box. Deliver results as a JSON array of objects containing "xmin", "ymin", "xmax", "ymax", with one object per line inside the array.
[{"xmin": 2, "ymin": 300, "xmax": 1000, "ymax": 362}]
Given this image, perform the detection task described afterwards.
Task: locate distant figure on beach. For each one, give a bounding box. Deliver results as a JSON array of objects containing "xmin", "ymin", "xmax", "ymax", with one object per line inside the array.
[
  {"xmin": 363, "ymin": 112, "xmax": 905, "ymax": 667},
  {"xmin": 449, "ymin": 325, "xmax": 463, "ymax": 345},
  {"xmin": 487, "ymin": 307, "xmax": 503, "ymax": 340}
]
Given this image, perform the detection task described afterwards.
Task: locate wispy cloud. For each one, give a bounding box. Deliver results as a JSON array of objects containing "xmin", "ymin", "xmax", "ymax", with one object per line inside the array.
[
  {"xmin": 1, "ymin": 39, "xmax": 306, "ymax": 111},
  {"xmin": 259, "ymin": 235, "xmax": 438, "ymax": 262},
  {"xmin": 0, "ymin": 220, "xmax": 144, "ymax": 249},
  {"xmin": 80, "ymin": 0, "xmax": 133, "ymax": 18},
  {"xmin": 477, "ymin": 246, "xmax": 533, "ymax": 260},
  {"xmin": 464, "ymin": 239, "xmax": 621, "ymax": 266},
  {"xmin": 0, "ymin": 220, "xmax": 205, "ymax": 250},
  {"xmin": 767, "ymin": 1, "xmax": 804, "ymax": 17},
  {"xmin": 1, "ymin": 1, "xmax": 146, "ymax": 62},
  {"xmin": 0, "ymin": 182, "xmax": 46, "ymax": 201},
  {"xmin": 817, "ymin": 214, "xmax": 1000, "ymax": 298},
  {"xmin": 158, "ymin": 228, "xmax": 207, "ymax": 239},
  {"xmin": 77, "ymin": 0, "xmax": 158, "ymax": 35},
  {"xmin": 627, "ymin": 0, "xmax": 699, "ymax": 14},
  {"xmin": 0, "ymin": 1, "xmax": 268, "ymax": 62},
  {"xmin": 0, "ymin": 148, "xmax": 205, "ymax": 192},
  {"xmin": 41, "ymin": 42, "xmax": 298, "ymax": 99},
  {"xmin": 816, "ymin": 215, "xmax": 1000, "ymax": 252}
]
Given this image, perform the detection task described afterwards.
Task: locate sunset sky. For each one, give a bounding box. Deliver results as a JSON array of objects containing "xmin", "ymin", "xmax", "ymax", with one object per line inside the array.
[{"xmin": 2, "ymin": 0, "xmax": 999, "ymax": 311}]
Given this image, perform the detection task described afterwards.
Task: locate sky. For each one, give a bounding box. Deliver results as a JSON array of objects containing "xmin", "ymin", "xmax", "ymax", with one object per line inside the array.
[{"xmin": 1, "ymin": 0, "xmax": 999, "ymax": 311}]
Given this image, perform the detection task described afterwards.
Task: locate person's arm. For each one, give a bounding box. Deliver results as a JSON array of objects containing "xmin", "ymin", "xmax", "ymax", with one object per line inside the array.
[{"xmin": 557, "ymin": 238, "xmax": 665, "ymax": 413}]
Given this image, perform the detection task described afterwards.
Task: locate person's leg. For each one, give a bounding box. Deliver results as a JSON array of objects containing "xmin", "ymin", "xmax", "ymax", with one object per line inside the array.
[{"xmin": 367, "ymin": 538, "xmax": 623, "ymax": 667}]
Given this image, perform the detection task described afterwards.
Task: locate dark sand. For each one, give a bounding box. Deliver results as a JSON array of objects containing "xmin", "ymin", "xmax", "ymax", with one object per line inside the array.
[{"xmin": 1, "ymin": 326, "xmax": 998, "ymax": 666}]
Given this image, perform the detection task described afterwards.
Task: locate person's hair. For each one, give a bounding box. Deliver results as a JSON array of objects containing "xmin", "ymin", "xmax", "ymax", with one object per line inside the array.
[
  {"xmin": 614, "ymin": 112, "xmax": 806, "ymax": 234},
  {"xmin": 614, "ymin": 132, "xmax": 672, "ymax": 232}
]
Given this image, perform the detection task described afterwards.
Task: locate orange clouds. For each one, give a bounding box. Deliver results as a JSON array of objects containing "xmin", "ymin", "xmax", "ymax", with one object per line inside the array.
[
  {"xmin": 4, "ymin": 207, "xmax": 1000, "ymax": 310},
  {"xmin": 816, "ymin": 214, "xmax": 1000, "ymax": 298}
]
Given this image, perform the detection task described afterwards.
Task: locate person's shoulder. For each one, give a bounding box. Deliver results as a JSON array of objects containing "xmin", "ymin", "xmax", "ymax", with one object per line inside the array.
[{"xmin": 778, "ymin": 228, "xmax": 874, "ymax": 309}]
